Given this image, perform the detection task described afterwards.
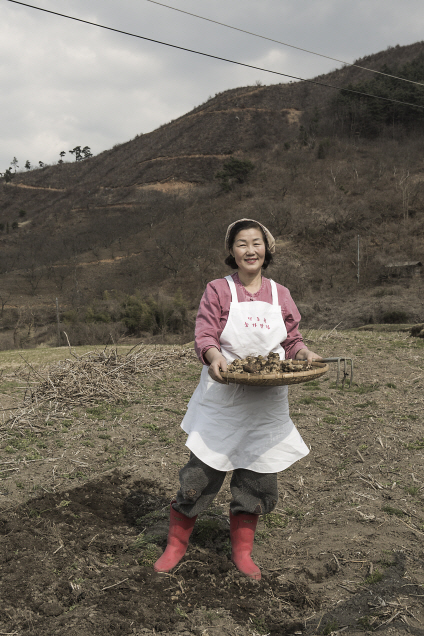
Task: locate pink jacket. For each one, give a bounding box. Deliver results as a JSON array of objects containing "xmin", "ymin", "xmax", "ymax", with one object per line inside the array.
[{"xmin": 195, "ymin": 272, "xmax": 307, "ymax": 364}]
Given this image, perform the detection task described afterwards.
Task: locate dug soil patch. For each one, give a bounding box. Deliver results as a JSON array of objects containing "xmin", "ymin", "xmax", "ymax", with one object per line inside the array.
[{"xmin": 1, "ymin": 332, "xmax": 424, "ymax": 635}]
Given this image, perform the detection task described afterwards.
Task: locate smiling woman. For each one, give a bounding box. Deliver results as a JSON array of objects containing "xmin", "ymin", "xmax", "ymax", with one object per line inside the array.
[
  {"xmin": 154, "ymin": 217, "xmax": 322, "ymax": 581},
  {"xmin": 224, "ymin": 219, "xmax": 273, "ymax": 293}
]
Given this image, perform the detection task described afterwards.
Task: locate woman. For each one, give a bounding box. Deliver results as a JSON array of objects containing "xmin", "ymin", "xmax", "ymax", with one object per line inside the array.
[{"xmin": 154, "ymin": 219, "xmax": 321, "ymax": 580}]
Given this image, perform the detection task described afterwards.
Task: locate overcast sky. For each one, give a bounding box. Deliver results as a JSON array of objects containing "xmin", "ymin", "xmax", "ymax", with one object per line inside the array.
[{"xmin": 1, "ymin": 0, "xmax": 424, "ymax": 170}]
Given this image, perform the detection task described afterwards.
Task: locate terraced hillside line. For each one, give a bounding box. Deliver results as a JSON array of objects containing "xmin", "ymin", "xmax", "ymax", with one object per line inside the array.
[
  {"xmin": 165, "ymin": 106, "xmax": 302, "ymax": 127},
  {"xmin": 218, "ymin": 86, "xmax": 265, "ymax": 101},
  {"xmin": 187, "ymin": 106, "xmax": 302, "ymax": 117},
  {"xmin": 71, "ymin": 181, "xmax": 196, "ymax": 212},
  {"xmin": 77, "ymin": 252, "xmax": 142, "ymax": 267},
  {"xmin": 72, "ymin": 182, "xmax": 195, "ymax": 208},
  {"xmin": 137, "ymin": 153, "xmax": 232, "ymax": 165},
  {"xmin": 137, "ymin": 180, "xmax": 194, "ymax": 193},
  {"xmin": 71, "ymin": 203, "xmax": 137, "ymax": 211},
  {"xmin": 6, "ymin": 183, "xmax": 66, "ymax": 192}
]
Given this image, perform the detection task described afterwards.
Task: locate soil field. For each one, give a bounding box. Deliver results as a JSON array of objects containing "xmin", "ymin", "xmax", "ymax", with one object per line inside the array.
[{"xmin": 1, "ymin": 329, "xmax": 424, "ymax": 636}]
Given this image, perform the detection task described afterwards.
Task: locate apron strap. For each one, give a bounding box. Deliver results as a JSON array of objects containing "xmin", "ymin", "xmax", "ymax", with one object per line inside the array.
[
  {"xmin": 270, "ymin": 280, "xmax": 279, "ymax": 306},
  {"xmin": 225, "ymin": 275, "xmax": 238, "ymax": 304}
]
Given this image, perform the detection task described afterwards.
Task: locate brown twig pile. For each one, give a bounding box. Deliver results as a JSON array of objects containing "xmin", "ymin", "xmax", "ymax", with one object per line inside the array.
[{"xmin": 3, "ymin": 345, "xmax": 197, "ymax": 429}]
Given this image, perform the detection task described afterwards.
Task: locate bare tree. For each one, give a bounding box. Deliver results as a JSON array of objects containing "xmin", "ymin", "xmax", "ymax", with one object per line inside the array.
[{"xmin": 0, "ymin": 293, "xmax": 11, "ymax": 317}]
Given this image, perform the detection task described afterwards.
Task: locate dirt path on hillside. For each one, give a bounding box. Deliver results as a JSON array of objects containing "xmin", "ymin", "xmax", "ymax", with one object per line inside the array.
[
  {"xmin": 137, "ymin": 153, "xmax": 231, "ymax": 165},
  {"xmin": 6, "ymin": 183, "xmax": 66, "ymax": 192},
  {"xmin": 1, "ymin": 332, "xmax": 424, "ymax": 635}
]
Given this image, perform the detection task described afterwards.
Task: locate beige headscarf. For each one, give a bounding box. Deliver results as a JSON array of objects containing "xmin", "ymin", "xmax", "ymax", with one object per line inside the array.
[{"xmin": 225, "ymin": 218, "xmax": 276, "ymax": 254}]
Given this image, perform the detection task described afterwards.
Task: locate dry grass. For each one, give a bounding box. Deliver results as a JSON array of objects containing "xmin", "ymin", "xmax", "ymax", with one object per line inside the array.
[{"xmin": 1, "ymin": 344, "xmax": 197, "ymax": 431}]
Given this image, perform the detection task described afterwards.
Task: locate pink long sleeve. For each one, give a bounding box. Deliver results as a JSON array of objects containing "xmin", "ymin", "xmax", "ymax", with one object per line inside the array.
[{"xmin": 194, "ymin": 273, "xmax": 307, "ymax": 364}]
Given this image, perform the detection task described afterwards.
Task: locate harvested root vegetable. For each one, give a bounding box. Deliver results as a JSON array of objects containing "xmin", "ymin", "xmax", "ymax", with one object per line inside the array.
[{"xmin": 228, "ymin": 353, "xmax": 311, "ymax": 374}]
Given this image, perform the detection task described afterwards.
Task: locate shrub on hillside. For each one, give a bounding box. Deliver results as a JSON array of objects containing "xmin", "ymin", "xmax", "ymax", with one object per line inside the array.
[
  {"xmin": 59, "ymin": 322, "xmax": 126, "ymax": 346},
  {"xmin": 215, "ymin": 157, "xmax": 255, "ymax": 191},
  {"xmin": 121, "ymin": 291, "xmax": 191, "ymax": 335},
  {"xmin": 85, "ymin": 307, "xmax": 112, "ymax": 324},
  {"xmin": 381, "ymin": 310, "xmax": 410, "ymax": 324}
]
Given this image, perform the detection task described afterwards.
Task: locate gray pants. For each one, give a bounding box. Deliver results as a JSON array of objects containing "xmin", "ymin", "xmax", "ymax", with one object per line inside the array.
[{"xmin": 173, "ymin": 453, "xmax": 279, "ymax": 518}]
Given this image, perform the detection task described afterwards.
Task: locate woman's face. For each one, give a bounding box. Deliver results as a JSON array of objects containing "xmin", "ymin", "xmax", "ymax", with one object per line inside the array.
[{"xmin": 230, "ymin": 227, "xmax": 266, "ymax": 276}]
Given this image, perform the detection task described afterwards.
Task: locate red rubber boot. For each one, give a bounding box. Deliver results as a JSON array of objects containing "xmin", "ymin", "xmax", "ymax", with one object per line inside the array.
[
  {"xmin": 154, "ymin": 503, "xmax": 197, "ymax": 573},
  {"xmin": 230, "ymin": 511, "xmax": 261, "ymax": 580}
]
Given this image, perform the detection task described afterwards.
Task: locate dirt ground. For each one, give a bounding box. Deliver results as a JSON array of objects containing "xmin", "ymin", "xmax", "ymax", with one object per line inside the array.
[{"xmin": 1, "ymin": 329, "xmax": 424, "ymax": 636}]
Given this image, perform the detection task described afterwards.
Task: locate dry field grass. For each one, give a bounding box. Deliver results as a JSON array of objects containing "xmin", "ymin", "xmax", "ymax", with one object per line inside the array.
[{"xmin": 0, "ymin": 330, "xmax": 424, "ymax": 635}]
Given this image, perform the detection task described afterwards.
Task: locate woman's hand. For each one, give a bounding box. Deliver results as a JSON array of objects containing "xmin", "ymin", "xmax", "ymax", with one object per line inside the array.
[
  {"xmin": 205, "ymin": 347, "xmax": 228, "ymax": 383},
  {"xmin": 295, "ymin": 348, "xmax": 322, "ymax": 366}
]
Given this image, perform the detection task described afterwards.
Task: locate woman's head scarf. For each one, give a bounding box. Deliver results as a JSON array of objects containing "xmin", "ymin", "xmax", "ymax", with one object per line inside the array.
[{"xmin": 225, "ymin": 219, "xmax": 276, "ymax": 254}]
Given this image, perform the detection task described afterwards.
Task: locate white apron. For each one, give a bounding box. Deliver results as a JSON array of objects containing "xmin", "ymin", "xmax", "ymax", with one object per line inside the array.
[{"xmin": 181, "ymin": 276, "xmax": 309, "ymax": 473}]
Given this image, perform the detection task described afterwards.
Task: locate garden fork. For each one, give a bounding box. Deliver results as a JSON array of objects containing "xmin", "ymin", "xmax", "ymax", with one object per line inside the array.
[{"xmin": 320, "ymin": 357, "xmax": 353, "ymax": 388}]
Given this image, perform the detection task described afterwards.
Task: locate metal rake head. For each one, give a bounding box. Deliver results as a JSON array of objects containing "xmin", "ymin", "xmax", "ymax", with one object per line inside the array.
[{"xmin": 321, "ymin": 357, "xmax": 354, "ymax": 388}]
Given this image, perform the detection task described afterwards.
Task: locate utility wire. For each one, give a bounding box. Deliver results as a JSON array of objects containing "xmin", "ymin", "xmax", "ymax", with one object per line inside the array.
[
  {"xmin": 5, "ymin": 0, "xmax": 424, "ymax": 112},
  {"xmin": 146, "ymin": 0, "xmax": 424, "ymax": 89}
]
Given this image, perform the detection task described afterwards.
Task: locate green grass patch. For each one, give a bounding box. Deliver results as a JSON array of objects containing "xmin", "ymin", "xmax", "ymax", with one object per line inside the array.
[
  {"xmin": 65, "ymin": 471, "xmax": 87, "ymax": 480},
  {"xmin": 250, "ymin": 616, "xmax": 269, "ymax": 635},
  {"xmin": 193, "ymin": 518, "xmax": 222, "ymax": 546},
  {"xmin": 404, "ymin": 486, "xmax": 419, "ymax": 496},
  {"xmin": 164, "ymin": 407, "xmax": 186, "ymax": 415},
  {"xmin": 382, "ymin": 505, "xmax": 405, "ymax": 517},
  {"xmin": 143, "ymin": 423, "xmax": 159, "ymax": 431},
  {"xmin": 299, "ymin": 396, "xmax": 331, "ymax": 405},
  {"xmin": 302, "ymin": 380, "xmax": 321, "ymax": 391},
  {"xmin": 137, "ymin": 543, "xmax": 159, "ymax": 566},
  {"xmin": 357, "ymin": 615, "xmax": 372, "ymax": 629},
  {"xmin": 364, "ymin": 569, "xmax": 383, "ymax": 585},
  {"xmin": 405, "ymin": 438, "xmax": 424, "ymax": 450},
  {"xmin": 85, "ymin": 404, "xmax": 125, "ymax": 419},
  {"xmin": 262, "ymin": 513, "xmax": 287, "ymax": 528},
  {"xmin": 284, "ymin": 507, "xmax": 304, "ymax": 519},
  {"xmin": 379, "ymin": 552, "xmax": 396, "ymax": 568},
  {"xmin": 353, "ymin": 400, "xmax": 376, "ymax": 409},
  {"xmin": 354, "ymin": 383, "xmax": 379, "ymax": 394},
  {"xmin": 323, "ymin": 415, "xmax": 339, "ymax": 425},
  {"xmin": 322, "ymin": 620, "xmax": 339, "ymax": 635},
  {"xmin": 136, "ymin": 509, "xmax": 168, "ymax": 526},
  {"xmin": 0, "ymin": 380, "xmax": 22, "ymax": 391},
  {"xmin": 159, "ymin": 434, "xmax": 174, "ymax": 445},
  {"xmin": 130, "ymin": 533, "xmax": 161, "ymax": 551}
]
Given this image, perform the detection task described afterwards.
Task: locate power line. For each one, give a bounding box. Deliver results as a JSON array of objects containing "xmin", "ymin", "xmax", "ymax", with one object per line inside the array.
[
  {"xmin": 5, "ymin": 0, "xmax": 424, "ymax": 112},
  {"xmin": 146, "ymin": 0, "xmax": 424, "ymax": 89}
]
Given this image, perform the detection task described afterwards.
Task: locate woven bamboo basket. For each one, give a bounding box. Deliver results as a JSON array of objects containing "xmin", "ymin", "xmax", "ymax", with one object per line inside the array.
[{"xmin": 221, "ymin": 361, "xmax": 329, "ymax": 386}]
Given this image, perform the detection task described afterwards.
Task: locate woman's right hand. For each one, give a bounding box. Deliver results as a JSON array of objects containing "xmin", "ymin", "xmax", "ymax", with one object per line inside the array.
[{"xmin": 205, "ymin": 347, "xmax": 228, "ymax": 383}]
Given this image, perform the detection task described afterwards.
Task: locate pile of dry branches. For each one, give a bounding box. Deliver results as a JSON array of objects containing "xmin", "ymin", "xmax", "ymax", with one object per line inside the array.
[{"xmin": 3, "ymin": 345, "xmax": 197, "ymax": 429}]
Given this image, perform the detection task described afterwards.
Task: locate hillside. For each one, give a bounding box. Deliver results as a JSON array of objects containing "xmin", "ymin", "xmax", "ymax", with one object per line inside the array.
[{"xmin": 1, "ymin": 41, "xmax": 424, "ymax": 348}]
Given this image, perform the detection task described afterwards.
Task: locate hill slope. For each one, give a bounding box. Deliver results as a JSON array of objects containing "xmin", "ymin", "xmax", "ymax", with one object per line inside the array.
[{"xmin": 1, "ymin": 41, "xmax": 424, "ymax": 347}]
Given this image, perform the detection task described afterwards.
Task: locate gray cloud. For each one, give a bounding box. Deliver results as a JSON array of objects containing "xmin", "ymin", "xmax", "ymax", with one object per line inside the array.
[{"xmin": 1, "ymin": 0, "xmax": 423, "ymax": 169}]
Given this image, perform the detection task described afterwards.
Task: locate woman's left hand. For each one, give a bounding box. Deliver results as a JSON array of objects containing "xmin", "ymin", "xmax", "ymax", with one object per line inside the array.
[{"xmin": 295, "ymin": 348, "xmax": 322, "ymax": 366}]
